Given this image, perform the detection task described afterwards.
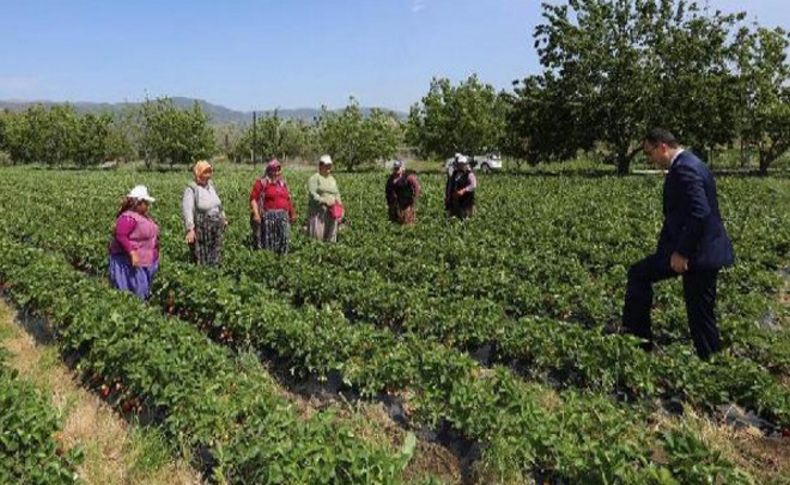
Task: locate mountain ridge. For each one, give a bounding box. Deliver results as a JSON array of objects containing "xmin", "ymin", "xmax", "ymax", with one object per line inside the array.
[{"xmin": 0, "ymin": 97, "xmax": 407, "ymax": 124}]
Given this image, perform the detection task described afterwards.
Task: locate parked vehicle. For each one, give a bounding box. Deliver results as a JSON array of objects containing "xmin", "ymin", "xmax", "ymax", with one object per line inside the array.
[
  {"xmin": 445, "ymin": 153, "xmax": 503, "ymax": 173},
  {"xmin": 473, "ymin": 154, "xmax": 503, "ymax": 172}
]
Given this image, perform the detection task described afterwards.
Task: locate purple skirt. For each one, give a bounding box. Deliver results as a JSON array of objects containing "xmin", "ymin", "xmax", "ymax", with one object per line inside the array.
[{"xmin": 108, "ymin": 253, "xmax": 158, "ymax": 300}]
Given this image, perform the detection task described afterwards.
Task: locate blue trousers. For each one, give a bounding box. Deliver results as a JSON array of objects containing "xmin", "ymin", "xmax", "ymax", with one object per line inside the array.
[{"xmin": 622, "ymin": 253, "xmax": 721, "ymax": 360}]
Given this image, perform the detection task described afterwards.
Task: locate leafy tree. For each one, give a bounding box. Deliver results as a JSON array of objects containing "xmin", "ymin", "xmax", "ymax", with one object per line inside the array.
[
  {"xmin": 138, "ymin": 97, "xmax": 215, "ymax": 167},
  {"xmin": 230, "ymin": 113, "xmax": 319, "ymax": 164},
  {"xmin": 103, "ymin": 125, "xmax": 136, "ymax": 163},
  {"xmin": 0, "ymin": 110, "xmax": 8, "ymax": 150},
  {"xmin": 254, "ymin": 111, "xmax": 284, "ymax": 162},
  {"xmin": 528, "ymin": 0, "xmax": 746, "ymax": 174},
  {"xmin": 407, "ymin": 75, "xmax": 506, "ymax": 159},
  {"xmin": 1, "ymin": 104, "xmax": 80, "ymax": 165},
  {"xmin": 1, "ymin": 111, "xmax": 27, "ymax": 164},
  {"xmin": 318, "ymin": 98, "xmax": 402, "ymax": 170},
  {"xmin": 106, "ymin": 106, "xmax": 140, "ymax": 162},
  {"xmin": 734, "ymin": 26, "xmax": 790, "ymax": 174},
  {"xmin": 0, "ymin": 110, "xmax": 15, "ymax": 165},
  {"xmin": 215, "ymin": 123, "xmax": 245, "ymax": 161},
  {"xmin": 505, "ymin": 74, "xmax": 596, "ymax": 167},
  {"xmin": 653, "ymin": 4, "xmax": 746, "ymax": 162},
  {"xmin": 72, "ymin": 113, "xmax": 113, "ymax": 167},
  {"xmin": 279, "ymin": 119, "xmax": 319, "ymax": 162}
]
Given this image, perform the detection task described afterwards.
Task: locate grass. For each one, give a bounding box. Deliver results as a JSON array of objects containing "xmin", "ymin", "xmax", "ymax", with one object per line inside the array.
[
  {"xmin": 656, "ymin": 408, "xmax": 790, "ymax": 485},
  {"xmin": 0, "ymin": 299, "xmax": 199, "ymax": 485}
]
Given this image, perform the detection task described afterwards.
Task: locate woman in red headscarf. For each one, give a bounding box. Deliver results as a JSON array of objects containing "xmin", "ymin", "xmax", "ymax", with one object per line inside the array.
[{"xmin": 249, "ymin": 159, "xmax": 296, "ymax": 254}]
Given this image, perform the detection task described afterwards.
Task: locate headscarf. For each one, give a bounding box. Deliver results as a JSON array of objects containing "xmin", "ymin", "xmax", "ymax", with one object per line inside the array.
[
  {"xmin": 265, "ymin": 159, "xmax": 282, "ymax": 180},
  {"xmin": 193, "ymin": 160, "xmax": 213, "ymax": 180}
]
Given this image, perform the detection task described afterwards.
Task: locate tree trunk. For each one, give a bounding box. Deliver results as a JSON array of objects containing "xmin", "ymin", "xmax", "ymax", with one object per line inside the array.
[
  {"xmin": 759, "ymin": 155, "xmax": 770, "ymax": 176},
  {"xmin": 616, "ymin": 153, "xmax": 630, "ymax": 175},
  {"xmin": 758, "ymin": 143, "xmax": 779, "ymax": 176}
]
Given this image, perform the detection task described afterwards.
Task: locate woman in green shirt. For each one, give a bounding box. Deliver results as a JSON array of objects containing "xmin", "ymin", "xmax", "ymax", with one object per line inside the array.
[{"xmin": 307, "ymin": 155, "xmax": 342, "ymax": 242}]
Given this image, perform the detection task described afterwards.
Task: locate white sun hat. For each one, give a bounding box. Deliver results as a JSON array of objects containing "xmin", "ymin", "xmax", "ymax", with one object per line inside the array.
[
  {"xmin": 318, "ymin": 154, "xmax": 333, "ymax": 165},
  {"xmin": 456, "ymin": 155, "xmax": 469, "ymax": 164},
  {"xmin": 128, "ymin": 185, "xmax": 155, "ymax": 203}
]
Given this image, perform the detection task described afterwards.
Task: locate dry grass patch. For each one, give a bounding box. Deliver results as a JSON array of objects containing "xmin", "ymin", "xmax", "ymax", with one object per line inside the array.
[
  {"xmin": 0, "ymin": 299, "xmax": 200, "ymax": 485},
  {"xmin": 654, "ymin": 407, "xmax": 790, "ymax": 484}
]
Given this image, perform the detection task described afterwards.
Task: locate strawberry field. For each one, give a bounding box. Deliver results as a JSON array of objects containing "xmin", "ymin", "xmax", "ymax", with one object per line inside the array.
[{"xmin": 0, "ymin": 166, "xmax": 788, "ymax": 483}]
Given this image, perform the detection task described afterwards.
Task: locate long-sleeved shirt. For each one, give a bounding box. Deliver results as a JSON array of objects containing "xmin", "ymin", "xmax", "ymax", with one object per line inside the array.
[
  {"xmin": 182, "ymin": 182, "xmax": 224, "ymax": 231},
  {"xmin": 250, "ymin": 178, "xmax": 296, "ymax": 220},
  {"xmin": 385, "ymin": 172, "xmax": 421, "ymax": 208},
  {"xmin": 461, "ymin": 171, "xmax": 477, "ymax": 192},
  {"xmin": 307, "ymin": 173, "xmax": 341, "ymax": 215},
  {"xmin": 110, "ymin": 214, "xmax": 160, "ymax": 261},
  {"xmin": 445, "ymin": 170, "xmax": 477, "ymax": 198}
]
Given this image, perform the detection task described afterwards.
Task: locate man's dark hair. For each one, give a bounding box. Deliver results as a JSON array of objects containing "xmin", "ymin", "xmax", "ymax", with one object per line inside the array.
[{"xmin": 645, "ymin": 128, "xmax": 679, "ymax": 148}]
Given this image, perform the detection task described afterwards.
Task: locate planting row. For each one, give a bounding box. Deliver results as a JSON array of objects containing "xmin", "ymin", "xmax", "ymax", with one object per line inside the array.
[
  {"xmin": 2, "ymin": 170, "xmax": 786, "ymax": 378},
  {"xmin": 2, "ymin": 177, "xmax": 789, "ymax": 430},
  {"xmin": 0, "ymin": 349, "xmax": 81, "ymax": 484},
  {"xmin": 14, "ymin": 238, "xmax": 756, "ymax": 483},
  {"xmin": 0, "ymin": 237, "xmax": 416, "ymax": 484},
  {"xmin": 0, "ymin": 198, "xmax": 757, "ymax": 480}
]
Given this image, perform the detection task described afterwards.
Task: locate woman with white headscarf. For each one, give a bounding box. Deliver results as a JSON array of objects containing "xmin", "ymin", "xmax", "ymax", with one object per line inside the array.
[
  {"xmin": 306, "ymin": 155, "xmax": 342, "ymax": 242},
  {"xmin": 444, "ymin": 155, "xmax": 476, "ymax": 219}
]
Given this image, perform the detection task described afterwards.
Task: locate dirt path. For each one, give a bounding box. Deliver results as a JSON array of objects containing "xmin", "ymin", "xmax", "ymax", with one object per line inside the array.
[{"xmin": 0, "ymin": 299, "xmax": 200, "ymax": 485}]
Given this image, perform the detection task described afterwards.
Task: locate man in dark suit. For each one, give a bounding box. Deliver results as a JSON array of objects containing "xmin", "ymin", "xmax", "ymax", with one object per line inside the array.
[{"xmin": 622, "ymin": 128, "xmax": 734, "ymax": 359}]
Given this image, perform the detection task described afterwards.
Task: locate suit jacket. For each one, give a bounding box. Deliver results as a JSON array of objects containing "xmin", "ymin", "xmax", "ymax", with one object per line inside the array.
[{"xmin": 658, "ymin": 150, "xmax": 734, "ymax": 270}]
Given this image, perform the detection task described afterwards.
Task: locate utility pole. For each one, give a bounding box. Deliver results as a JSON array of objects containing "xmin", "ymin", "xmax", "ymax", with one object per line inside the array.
[{"xmin": 252, "ymin": 111, "xmax": 257, "ymax": 166}]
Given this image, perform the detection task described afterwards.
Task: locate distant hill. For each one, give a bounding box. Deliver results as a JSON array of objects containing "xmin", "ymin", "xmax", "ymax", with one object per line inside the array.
[{"xmin": 0, "ymin": 97, "xmax": 407, "ymax": 124}]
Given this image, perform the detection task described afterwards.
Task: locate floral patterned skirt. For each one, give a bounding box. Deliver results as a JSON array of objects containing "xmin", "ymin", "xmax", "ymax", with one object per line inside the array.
[
  {"xmin": 252, "ymin": 210, "xmax": 290, "ymax": 254},
  {"xmin": 192, "ymin": 212, "xmax": 224, "ymax": 265}
]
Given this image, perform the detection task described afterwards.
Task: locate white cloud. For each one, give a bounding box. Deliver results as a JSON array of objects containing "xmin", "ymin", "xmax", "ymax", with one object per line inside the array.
[{"xmin": 411, "ymin": 0, "xmax": 426, "ymax": 13}]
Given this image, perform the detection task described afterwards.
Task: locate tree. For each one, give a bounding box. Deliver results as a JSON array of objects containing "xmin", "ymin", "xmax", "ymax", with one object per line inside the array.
[
  {"xmin": 318, "ymin": 98, "xmax": 403, "ymax": 170},
  {"xmin": 138, "ymin": 97, "xmax": 215, "ymax": 167},
  {"xmin": 72, "ymin": 113, "xmax": 113, "ymax": 167},
  {"xmin": 734, "ymin": 26, "xmax": 790, "ymax": 174},
  {"xmin": 278, "ymin": 119, "xmax": 319, "ymax": 162},
  {"xmin": 1, "ymin": 111, "xmax": 28, "ymax": 164},
  {"xmin": 407, "ymin": 75, "xmax": 507, "ymax": 159},
  {"xmin": 0, "ymin": 110, "xmax": 8, "ymax": 150},
  {"xmin": 106, "ymin": 106, "xmax": 140, "ymax": 162},
  {"xmin": 1, "ymin": 104, "xmax": 79, "ymax": 165},
  {"xmin": 653, "ymin": 4, "xmax": 745, "ymax": 162},
  {"xmin": 505, "ymin": 74, "xmax": 596, "ymax": 166},
  {"xmin": 215, "ymin": 123, "xmax": 244, "ymax": 161},
  {"xmin": 529, "ymin": 0, "xmax": 746, "ymax": 174},
  {"xmin": 229, "ymin": 112, "xmax": 319, "ymax": 164}
]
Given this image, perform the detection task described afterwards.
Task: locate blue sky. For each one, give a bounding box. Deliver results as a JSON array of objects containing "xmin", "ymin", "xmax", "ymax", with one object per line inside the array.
[{"xmin": 0, "ymin": 0, "xmax": 787, "ymax": 111}]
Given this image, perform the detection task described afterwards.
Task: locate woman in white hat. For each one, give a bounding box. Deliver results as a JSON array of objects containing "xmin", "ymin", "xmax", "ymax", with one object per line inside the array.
[
  {"xmin": 444, "ymin": 155, "xmax": 476, "ymax": 219},
  {"xmin": 306, "ymin": 155, "xmax": 342, "ymax": 242},
  {"xmin": 108, "ymin": 185, "xmax": 160, "ymax": 299}
]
